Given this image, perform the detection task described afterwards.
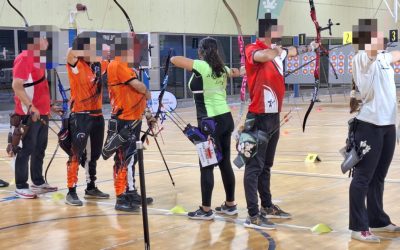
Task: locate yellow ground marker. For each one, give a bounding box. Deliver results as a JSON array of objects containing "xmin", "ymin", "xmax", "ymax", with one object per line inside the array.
[
  {"xmin": 170, "ymin": 205, "xmax": 187, "ymax": 214},
  {"xmin": 311, "ymin": 223, "xmax": 333, "ymax": 234},
  {"xmin": 51, "ymin": 193, "xmax": 65, "ymax": 201},
  {"xmin": 305, "ymin": 153, "xmax": 321, "ymax": 163}
]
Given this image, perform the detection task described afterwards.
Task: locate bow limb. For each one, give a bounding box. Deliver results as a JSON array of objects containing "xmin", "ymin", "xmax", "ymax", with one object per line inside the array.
[
  {"xmin": 113, "ymin": 0, "xmax": 134, "ymax": 32},
  {"xmin": 113, "ymin": 0, "xmax": 137, "ymax": 67},
  {"xmin": 222, "ymin": 0, "xmax": 243, "ymax": 37},
  {"xmin": 302, "ymin": 0, "xmax": 321, "ymax": 132},
  {"xmin": 222, "ymin": 0, "xmax": 246, "ymax": 101},
  {"xmin": 7, "ymin": 0, "xmax": 29, "ymax": 27},
  {"xmin": 54, "ymin": 69, "xmax": 69, "ymax": 119},
  {"xmin": 222, "ymin": 0, "xmax": 248, "ymax": 137}
]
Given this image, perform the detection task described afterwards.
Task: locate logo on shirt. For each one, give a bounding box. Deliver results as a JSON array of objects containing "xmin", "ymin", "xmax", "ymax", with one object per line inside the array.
[
  {"xmin": 206, "ymin": 73, "xmax": 225, "ymax": 85},
  {"xmin": 263, "ymin": 85, "xmax": 278, "ymax": 113}
]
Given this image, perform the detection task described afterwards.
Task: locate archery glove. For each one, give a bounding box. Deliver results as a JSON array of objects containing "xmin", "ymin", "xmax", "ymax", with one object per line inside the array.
[
  {"xmin": 309, "ymin": 41, "xmax": 319, "ymax": 51},
  {"xmin": 144, "ymin": 108, "xmax": 156, "ymax": 128}
]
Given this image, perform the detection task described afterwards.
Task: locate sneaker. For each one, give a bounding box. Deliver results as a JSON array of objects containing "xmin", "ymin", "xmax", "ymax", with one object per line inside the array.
[
  {"xmin": 0, "ymin": 179, "xmax": 9, "ymax": 188},
  {"xmin": 126, "ymin": 190, "xmax": 153, "ymax": 205},
  {"xmin": 188, "ymin": 206, "xmax": 215, "ymax": 220},
  {"xmin": 65, "ymin": 192, "xmax": 83, "ymax": 206},
  {"xmin": 215, "ymin": 202, "xmax": 238, "ymax": 216},
  {"xmin": 84, "ymin": 187, "xmax": 110, "ymax": 199},
  {"xmin": 244, "ymin": 214, "xmax": 276, "ymax": 230},
  {"xmin": 31, "ymin": 183, "xmax": 58, "ymax": 194},
  {"xmin": 15, "ymin": 188, "xmax": 37, "ymax": 199},
  {"xmin": 115, "ymin": 194, "xmax": 140, "ymax": 212},
  {"xmin": 371, "ymin": 223, "xmax": 400, "ymax": 232},
  {"xmin": 351, "ymin": 231, "xmax": 380, "ymax": 243},
  {"xmin": 261, "ymin": 204, "xmax": 292, "ymax": 219}
]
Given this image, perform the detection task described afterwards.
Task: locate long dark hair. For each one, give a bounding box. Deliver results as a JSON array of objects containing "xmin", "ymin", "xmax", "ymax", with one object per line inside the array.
[{"xmin": 198, "ymin": 37, "xmax": 226, "ymax": 78}]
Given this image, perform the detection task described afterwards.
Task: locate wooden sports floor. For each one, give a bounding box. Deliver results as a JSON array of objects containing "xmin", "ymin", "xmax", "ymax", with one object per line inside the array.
[{"xmin": 0, "ymin": 95, "xmax": 399, "ymax": 250}]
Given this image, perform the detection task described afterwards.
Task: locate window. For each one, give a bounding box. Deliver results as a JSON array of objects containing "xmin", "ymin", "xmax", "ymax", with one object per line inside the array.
[
  {"xmin": 159, "ymin": 35, "xmax": 185, "ymax": 98},
  {"xmin": 158, "ymin": 34, "xmax": 252, "ymax": 99}
]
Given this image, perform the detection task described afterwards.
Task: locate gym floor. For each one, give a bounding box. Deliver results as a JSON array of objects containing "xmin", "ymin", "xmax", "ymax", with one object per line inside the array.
[{"xmin": 0, "ymin": 95, "xmax": 399, "ymax": 250}]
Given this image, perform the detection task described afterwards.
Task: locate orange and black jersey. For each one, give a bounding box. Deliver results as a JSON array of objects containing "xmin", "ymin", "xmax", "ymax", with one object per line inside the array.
[
  {"xmin": 107, "ymin": 58, "xmax": 146, "ymax": 120},
  {"xmin": 66, "ymin": 59, "xmax": 109, "ymax": 114}
]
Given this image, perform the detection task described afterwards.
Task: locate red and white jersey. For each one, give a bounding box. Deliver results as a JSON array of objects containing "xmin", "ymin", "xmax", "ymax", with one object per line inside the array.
[
  {"xmin": 245, "ymin": 40, "xmax": 287, "ymax": 114},
  {"xmin": 13, "ymin": 50, "xmax": 50, "ymax": 115}
]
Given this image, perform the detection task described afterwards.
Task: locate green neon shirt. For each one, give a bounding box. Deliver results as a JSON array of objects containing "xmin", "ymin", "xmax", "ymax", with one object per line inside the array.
[{"xmin": 189, "ymin": 60, "xmax": 231, "ymax": 119}]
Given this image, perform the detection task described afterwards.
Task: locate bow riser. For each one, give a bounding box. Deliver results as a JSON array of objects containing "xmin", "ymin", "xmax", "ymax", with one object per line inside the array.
[
  {"xmin": 155, "ymin": 49, "xmax": 172, "ymax": 120},
  {"xmin": 238, "ymin": 36, "xmax": 245, "ymax": 64},
  {"xmin": 314, "ymin": 48, "xmax": 320, "ymax": 79},
  {"xmin": 238, "ymin": 36, "xmax": 247, "ymax": 102}
]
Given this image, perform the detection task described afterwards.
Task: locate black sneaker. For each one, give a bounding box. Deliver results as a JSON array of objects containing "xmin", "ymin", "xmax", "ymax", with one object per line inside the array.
[
  {"xmin": 215, "ymin": 202, "xmax": 238, "ymax": 216},
  {"xmin": 65, "ymin": 192, "xmax": 83, "ymax": 206},
  {"xmin": 84, "ymin": 187, "xmax": 110, "ymax": 199},
  {"xmin": 126, "ymin": 190, "xmax": 153, "ymax": 205},
  {"xmin": 0, "ymin": 179, "xmax": 9, "ymax": 188},
  {"xmin": 115, "ymin": 193, "xmax": 140, "ymax": 212},
  {"xmin": 188, "ymin": 206, "xmax": 215, "ymax": 220},
  {"xmin": 244, "ymin": 214, "xmax": 276, "ymax": 230},
  {"xmin": 261, "ymin": 204, "xmax": 292, "ymax": 219}
]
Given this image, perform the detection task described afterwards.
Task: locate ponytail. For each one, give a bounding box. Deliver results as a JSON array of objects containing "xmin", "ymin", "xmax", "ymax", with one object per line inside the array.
[{"xmin": 198, "ymin": 37, "xmax": 227, "ymax": 78}]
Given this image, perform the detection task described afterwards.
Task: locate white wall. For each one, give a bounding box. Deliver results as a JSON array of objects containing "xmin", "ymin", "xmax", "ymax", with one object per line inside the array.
[{"xmin": 0, "ymin": 0, "xmax": 398, "ymax": 37}]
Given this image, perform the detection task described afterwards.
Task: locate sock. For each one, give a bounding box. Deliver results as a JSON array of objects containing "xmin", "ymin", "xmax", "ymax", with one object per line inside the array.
[{"xmin": 87, "ymin": 181, "xmax": 95, "ymax": 190}]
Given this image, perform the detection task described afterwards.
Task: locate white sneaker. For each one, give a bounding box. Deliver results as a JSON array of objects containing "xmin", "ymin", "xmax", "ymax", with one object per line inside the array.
[
  {"xmin": 31, "ymin": 183, "xmax": 58, "ymax": 194},
  {"xmin": 351, "ymin": 231, "xmax": 380, "ymax": 243},
  {"xmin": 15, "ymin": 188, "xmax": 37, "ymax": 199},
  {"xmin": 371, "ymin": 223, "xmax": 400, "ymax": 232}
]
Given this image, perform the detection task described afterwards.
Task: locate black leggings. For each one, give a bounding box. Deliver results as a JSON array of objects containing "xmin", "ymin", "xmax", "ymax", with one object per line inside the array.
[
  {"xmin": 349, "ymin": 120, "xmax": 395, "ymax": 231},
  {"xmin": 199, "ymin": 112, "xmax": 235, "ymax": 207}
]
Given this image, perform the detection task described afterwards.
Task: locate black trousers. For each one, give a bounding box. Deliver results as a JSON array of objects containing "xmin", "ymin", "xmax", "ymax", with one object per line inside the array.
[
  {"xmin": 69, "ymin": 114, "xmax": 104, "ymax": 186},
  {"xmin": 15, "ymin": 116, "xmax": 48, "ymax": 189},
  {"xmin": 349, "ymin": 120, "xmax": 395, "ymax": 231},
  {"xmin": 199, "ymin": 112, "xmax": 235, "ymax": 207},
  {"xmin": 244, "ymin": 112, "xmax": 280, "ymax": 217}
]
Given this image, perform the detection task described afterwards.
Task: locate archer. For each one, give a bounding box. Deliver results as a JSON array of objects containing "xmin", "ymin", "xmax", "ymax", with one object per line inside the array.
[
  {"xmin": 64, "ymin": 31, "xmax": 110, "ymax": 206},
  {"xmin": 10, "ymin": 25, "xmax": 60, "ymax": 198},
  {"xmin": 103, "ymin": 33, "xmax": 154, "ymax": 212},
  {"xmin": 347, "ymin": 18, "xmax": 400, "ymax": 243},
  {"xmin": 241, "ymin": 13, "xmax": 318, "ymax": 230}
]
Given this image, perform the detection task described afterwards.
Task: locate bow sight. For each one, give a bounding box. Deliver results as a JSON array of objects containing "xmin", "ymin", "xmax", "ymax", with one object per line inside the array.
[{"xmin": 319, "ymin": 19, "xmax": 340, "ymax": 36}]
